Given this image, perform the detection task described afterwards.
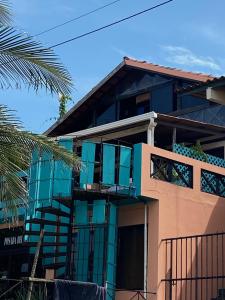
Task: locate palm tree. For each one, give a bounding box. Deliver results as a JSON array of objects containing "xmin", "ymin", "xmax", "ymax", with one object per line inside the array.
[{"xmin": 0, "ymin": 1, "xmax": 80, "ymax": 219}]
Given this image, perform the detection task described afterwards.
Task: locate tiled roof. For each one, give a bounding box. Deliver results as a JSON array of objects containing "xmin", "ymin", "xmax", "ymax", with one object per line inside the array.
[
  {"xmin": 46, "ymin": 57, "xmax": 216, "ymax": 136},
  {"xmin": 124, "ymin": 57, "xmax": 216, "ymax": 82}
]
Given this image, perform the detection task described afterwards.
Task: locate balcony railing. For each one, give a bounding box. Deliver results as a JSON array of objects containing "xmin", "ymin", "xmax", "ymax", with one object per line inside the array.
[
  {"xmin": 150, "ymin": 154, "xmax": 193, "ymax": 189},
  {"xmin": 162, "ymin": 232, "xmax": 225, "ymax": 300},
  {"xmin": 147, "ymin": 146, "xmax": 225, "ymax": 198}
]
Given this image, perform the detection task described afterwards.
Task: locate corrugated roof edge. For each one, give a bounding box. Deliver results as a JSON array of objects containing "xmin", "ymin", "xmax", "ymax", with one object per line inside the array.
[
  {"xmin": 177, "ymin": 76, "xmax": 225, "ymax": 94},
  {"xmin": 45, "ymin": 57, "xmax": 216, "ymax": 136}
]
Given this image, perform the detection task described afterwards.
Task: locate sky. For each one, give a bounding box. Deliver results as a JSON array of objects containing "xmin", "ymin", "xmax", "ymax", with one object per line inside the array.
[{"xmin": 3, "ymin": 0, "xmax": 225, "ymax": 133}]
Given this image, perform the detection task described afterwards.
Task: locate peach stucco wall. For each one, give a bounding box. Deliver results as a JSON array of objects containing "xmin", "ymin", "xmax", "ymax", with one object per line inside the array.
[
  {"xmin": 115, "ymin": 144, "xmax": 225, "ymax": 300},
  {"xmin": 141, "ymin": 144, "xmax": 225, "ymax": 300}
]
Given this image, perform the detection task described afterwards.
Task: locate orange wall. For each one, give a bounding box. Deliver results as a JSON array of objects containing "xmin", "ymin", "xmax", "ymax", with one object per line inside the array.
[{"xmin": 141, "ymin": 144, "xmax": 225, "ymax": 300}]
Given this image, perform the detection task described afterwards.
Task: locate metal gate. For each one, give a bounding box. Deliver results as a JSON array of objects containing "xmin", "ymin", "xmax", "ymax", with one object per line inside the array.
[{"xmin": 162, "ymin": 232, "xmax": 225, "ymax": 300}]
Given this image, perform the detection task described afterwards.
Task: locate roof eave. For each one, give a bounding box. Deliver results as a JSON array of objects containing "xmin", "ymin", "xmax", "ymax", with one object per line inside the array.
[{"xmin": 44, "ymin": 60, "xmax": 126, "ymax": 136}]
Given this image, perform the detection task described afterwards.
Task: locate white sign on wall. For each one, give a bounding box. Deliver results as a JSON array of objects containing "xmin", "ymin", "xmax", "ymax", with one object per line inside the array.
[{"xmin": 3, "ymin": 235, "xmax": 23, "ymax": 246}]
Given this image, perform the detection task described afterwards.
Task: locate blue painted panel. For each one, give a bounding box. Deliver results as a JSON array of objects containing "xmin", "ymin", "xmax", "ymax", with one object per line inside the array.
[
  {"xmin": 44, "ymin": 224, "xmax": 56, "ymax": 232},
  {"xmin": 59, "ymin": 226, "xmax": 68, "ymax": 234},
  {"xmin": 75, "ymin": 228, "xmax": 89, "ymax": 282},
  {"xmin": 92, "ymin": 200, "xmax": 106, "ymax": 224},
  {"xmin": 80, "ymin": 142, "xmax": 96, "ymax": 186},
  {"xmin": 75, "ymin": 200, "xmax": 89, "ymax": 282},
  {"xmin": 119, "ymin": 147, "xmax": 131, "ymax": 187},
  {"xmin": 75, "ymin": 201, "xmax": 88, "ymax": 224},
  {"xmin": 53, "ymin": 139, "xmax": 73, "ymax": 198},
  {"xmin": 56, "ymin": 266, "xmax": 66, "ymax": 278},
  {"xmin": 37, "ymin": 151, "xmax": 53, "ymax": 209},
  {"xmin": 28, "ymin": 150, "xmax": 40, "ymax": 216},
  {"xmin": 56, "ymin": 256, "xmax": 66, "ymax": 263},
  {"xmin": 93, "ymin": 200, "xmax": 106, "ymax": 286},
  {"xmin": 93, "ymin": 227, "xmax": 105, "ymax": 286},
  {"xmin": 106, "ymin": 203, "xmax": 117, "ymax": 300},
  {"xmin": 133, "ymin": 144, "xmax": 142, "ymax": 196},
  {"xmin": 102, "ymin": 144, "xmax": 115, "ymax": 185}
]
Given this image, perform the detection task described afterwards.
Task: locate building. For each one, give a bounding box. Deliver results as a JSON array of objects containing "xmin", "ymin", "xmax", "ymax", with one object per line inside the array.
[{"xmin": 1, "ymin": 57, "xmax": 225, "ymax": 299}]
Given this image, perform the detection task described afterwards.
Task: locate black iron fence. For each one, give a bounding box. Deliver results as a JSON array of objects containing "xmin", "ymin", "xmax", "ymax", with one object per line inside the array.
[
  {"xmin": 72, "ymin": 223, "xmax": 108, "ymax": 286},
  {"xmin": 150, "ymin": 154, "xmax": 193, "ymax": 188},
  {"xmin": 162, "ymin": 232, "xmax": 225, "ymax": 300}
]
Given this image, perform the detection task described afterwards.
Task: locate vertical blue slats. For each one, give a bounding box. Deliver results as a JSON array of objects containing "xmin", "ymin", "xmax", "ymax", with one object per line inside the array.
[
  {"xmin": 133, "ymin": 143, "xmax": 142, "ymax": 196},
  {"xmin": 93, "ymin": 200, "xmax": 106, "ymax": 286},
  {"xmin": 28, "ymin": 150, "xmax": 40, "ymax": 217},
  {"xmin": 53, "ymin": 139, "xmax": 73, "ymax": 198},
  {"xmin": 102, "ymin": 144, "xmax": 115, "ymax": 185},
  {"xmin": 93, "ymin": 227, "xmax": 105, "ymax": 286},
  {"xmin": 119, "ymin": 146, "xmax": 131, "ymax": 187},
  {"xmin": 38, "ymin": 151, "xmax": 53, "ymax": 207},
  {"xmin": 92, "ymin": 200, "xmax": 106, "ymax": 224},
  {"xmin": 75, "ymin": 200, "xmax": 89, "ymax": 282},
  {"xmin": 106, "ymin": 203, "xmax": 117, "ymax": 300},
  {"xmin": 80, "ymin": 142, "xmax": 96, "ymax": 187}
]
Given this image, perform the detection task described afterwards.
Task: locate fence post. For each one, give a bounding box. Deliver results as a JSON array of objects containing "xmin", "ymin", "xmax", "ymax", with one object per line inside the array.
[{"xmin": 169, "ymin": 240, "xmax": 173, "ymax": 300}]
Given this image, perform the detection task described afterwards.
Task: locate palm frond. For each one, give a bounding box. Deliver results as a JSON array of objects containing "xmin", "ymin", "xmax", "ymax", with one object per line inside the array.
[
  {"xmin": 0, "ymin": 1, "xmax": 11, "ymax": 26},
  {"xmin": 0, "ymin": 27, "xmax": 73, "ymax": 94},
  {"xmin": 0, "ymin": 104, "xmax": 80, "ymax": 220}
]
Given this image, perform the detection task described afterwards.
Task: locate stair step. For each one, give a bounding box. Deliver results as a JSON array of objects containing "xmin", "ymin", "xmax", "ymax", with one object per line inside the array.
[
  {"xmin": 35, "ymin": 206, "xmax": 70, "ymax": 217},
  {"xmin": 25, "ymin": 218, "xmax": 70, "ymax": 227},
  {"xmin": 25, "ymin": 231, "xmax": 68, "ymax": 237},
  {"xmin": 42, "ymin": 262, "xmax": 65, "ymax": 269},
  {"xmin": 53, "ymin": 196, "xmax": 72, "ymax": 208},
  {"xmin": 24, "ymin": 241, "xmax": 68, "ymax": 247},
  {"xmin": 41, "ymin": 252, "xmax": 67, "ymax": 258}
]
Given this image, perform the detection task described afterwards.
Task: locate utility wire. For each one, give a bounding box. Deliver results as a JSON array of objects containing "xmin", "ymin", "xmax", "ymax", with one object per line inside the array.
[
  {"xmin": 35, "ymin": 0, "xmax": 123, "ymax": 37},
  {"xmin": 0, "ymin": 0, "xmax": 173, "ymax": 70},
  {"xmin": 51, "ymin": 0, "xmax": 173, "ymax": 49}
]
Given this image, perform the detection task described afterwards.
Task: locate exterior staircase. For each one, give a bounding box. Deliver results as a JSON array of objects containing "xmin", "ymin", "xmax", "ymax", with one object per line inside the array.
[{"xmin": 24, "ymin": 197, "xmax": 72, "ymax": 278}]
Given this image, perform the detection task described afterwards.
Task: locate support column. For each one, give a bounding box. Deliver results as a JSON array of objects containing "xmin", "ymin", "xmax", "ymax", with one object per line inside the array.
[
  {"xmin": 147, "ymin": 118, "xmax": 157, "ymax": 145},
  {"xmin": 172, "ymin": 128, "xmax": 177, "ymax": 147}
]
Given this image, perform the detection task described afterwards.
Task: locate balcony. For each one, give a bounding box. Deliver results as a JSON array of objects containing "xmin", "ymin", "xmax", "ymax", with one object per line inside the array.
[{"xmin": 140, "ymin": 143, "xmax": 225, "ymax": 199}]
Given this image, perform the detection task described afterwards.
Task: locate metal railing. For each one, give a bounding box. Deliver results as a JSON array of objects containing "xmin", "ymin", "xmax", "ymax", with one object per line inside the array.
[
  {"xmin": 150, "ymin": 154, "xmax": 193, "ymax": 188},
  {"xmin": 162, "ymin": 232, "xmax": 225, "ymax": 300}
]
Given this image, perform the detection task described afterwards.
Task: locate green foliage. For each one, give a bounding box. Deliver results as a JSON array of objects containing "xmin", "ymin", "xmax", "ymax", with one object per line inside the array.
[
  {"xmin": 58, "ymin": 94, "xmax": 72, "ymax": 119},
  {"xmin": 0, "ymin": 105, "xmax": 81, "ymax": 220},
  {"xmin": 0, "ymin": 2, "xmax": 72, "ymax": 94},
  {"xmin": 0, "ymin": 2, "xmax": 80, "ymax": 221},
  {"xmin": 191, "ymin": 141, "xmax": 208, "ymax": 162},
  {"xmin": 0, "ymin": 0, "xmax": 11, "ymax": 25}
]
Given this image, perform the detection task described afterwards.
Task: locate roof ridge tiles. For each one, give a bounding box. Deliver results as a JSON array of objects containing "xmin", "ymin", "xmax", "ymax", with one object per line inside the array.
[{"xmin": 123, "ymin": 56, "xmax": 215, "ymax": 82}]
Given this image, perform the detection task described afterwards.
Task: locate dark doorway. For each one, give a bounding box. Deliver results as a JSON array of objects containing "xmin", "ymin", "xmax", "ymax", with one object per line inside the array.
[{"xmin": 116, "ymin": 224, "xmax": 144, "ymax": 290}]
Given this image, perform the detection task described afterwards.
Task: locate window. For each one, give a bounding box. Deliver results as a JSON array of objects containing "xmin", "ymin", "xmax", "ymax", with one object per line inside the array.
[
  {"xmin": 119, "ymin": 97, "xmax": 136, "ymax": 119},
  {"xmin": 116, "ymin": 224, "xmax": 144, "ymax": 290},
  {"xmin": 151, "ymin": 84, "xmax": 174, "ymax": 113},
  {"xmin": 136, "ymin": 93, "xmax": 150, "ymax": 115}
]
